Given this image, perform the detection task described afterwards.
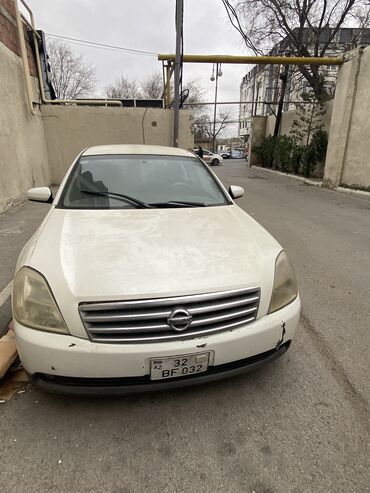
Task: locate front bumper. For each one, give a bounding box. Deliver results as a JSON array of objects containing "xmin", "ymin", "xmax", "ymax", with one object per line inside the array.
[
  {"xmin": 30, "ymin": 342, "xmax": 290, "ymax": 395},
  {"xmin": 14, "ymin": 296, "xmax": 300, "ymax": 394}
]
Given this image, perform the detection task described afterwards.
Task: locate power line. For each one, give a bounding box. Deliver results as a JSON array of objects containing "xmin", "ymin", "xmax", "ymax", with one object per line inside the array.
[{"xmin": 45, "ymin": 33, "xmax": 158, "ymax": 56}]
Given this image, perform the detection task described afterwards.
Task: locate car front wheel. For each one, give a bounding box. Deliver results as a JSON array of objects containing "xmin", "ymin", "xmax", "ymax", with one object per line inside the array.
[{"xmin": 212, "ymin": 158, "xmax": 220, "ymax": 166}]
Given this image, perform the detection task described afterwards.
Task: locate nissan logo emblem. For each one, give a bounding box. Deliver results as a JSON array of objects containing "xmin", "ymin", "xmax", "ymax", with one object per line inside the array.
[{"xmin": 167, "ymin": 308, "xmax": 193, "ymax": 332}]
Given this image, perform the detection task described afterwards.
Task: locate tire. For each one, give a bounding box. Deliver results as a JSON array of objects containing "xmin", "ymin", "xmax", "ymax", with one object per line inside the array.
[{"xmin": 212, "ymin": 159, "xmax": 219, "ymax": 166}]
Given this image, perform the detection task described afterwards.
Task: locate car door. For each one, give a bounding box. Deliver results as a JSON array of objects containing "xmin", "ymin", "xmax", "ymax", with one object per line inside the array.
[{"xmin": 202, "ymin": 150, "xmax": 212, "ymax": 164}]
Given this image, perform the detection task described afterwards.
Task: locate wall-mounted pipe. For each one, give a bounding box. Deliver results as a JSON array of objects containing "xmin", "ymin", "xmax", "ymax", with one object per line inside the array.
[
  {"xmin": 14, "ymin": 0, "xmax": 35, "ymax": 114},
  {"xmin": 19, "ymin": 0, "xmax": 39, "ymax": 38},
  {"xmin": 17, "ymin": 0, "xmax": 122, "ymax": 108},
  {"xmin": 183, "ymin": 100, "xmax": 316, "ymax": 106},
  {"xmin": 20, "ymin": 13, "xmax": 40, "ymax": 40}
]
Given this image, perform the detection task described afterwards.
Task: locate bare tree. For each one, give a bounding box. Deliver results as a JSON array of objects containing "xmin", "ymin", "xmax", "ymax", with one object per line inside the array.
[
  {"xmin": 106, "ymin": 72, "xmax": 206, "ymax": 108},
  {"xmin": 349, "ymin": 0, "xmax": 370, "ymax": 27},
  {"xmin": 195, "ymin": 112, "xmax": 231, "ymax": 150},
  {"xmin": 183, "ymin": 79, "xmax": 206, "ymax": 107},
  {"xmin": 106, "ymin": 76, "xmax": 141, "ymax": 99},
  {"xmin": 48, "ymin": 40, "xmax": 97, "ymax": 99},
  {"xmin": 160, "ymin": 75, "xmax": 206, "ymax": 107},
  {"xmin": 221, "ymin": 0, "xmax": 369, "ymax": 100},
  {"xmin": 141, "ymin": 72, "xmax": 162, "ymax": 98},
  {"xmin": 180, "ymin": 78, "xmax": 206, "ymax": 117},
  {"xmin": 141, "ymin": 73, "xmax": 206, "ymax": 112}
]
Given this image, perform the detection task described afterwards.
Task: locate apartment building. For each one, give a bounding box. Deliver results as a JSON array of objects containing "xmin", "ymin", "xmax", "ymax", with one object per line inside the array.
[{"xmin": 239, "ymin": 27, "xmax": 370, "ymax": 141}]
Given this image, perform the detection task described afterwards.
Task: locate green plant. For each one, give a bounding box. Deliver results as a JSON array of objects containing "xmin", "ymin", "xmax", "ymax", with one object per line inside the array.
[
  {"xmin": 274, "ymin": 135, "xmax": 295, "ymax": 172},
  {"xmin": 290, "ymin": 90, "xmax": 327, "ymax": 177},
  {"xmin": 254, "ymin": 135, "xmax": 299, "ymax": 172},
  {"xmin": 253, "ymin": 136, "xmax": 276, "ymax": 167},
  {"xmin": 310, "ymin": 129, "xmax": 328, "ymax": 164},
  {"xmin": 291, "ymin": 144, "xmax": 304, "ymax": 174},
  {"xmin": 301, "ymin": 129, "xmax": 328, "ymax": 177},
  {"xmin": 252, "ymin": 127, "xmax": 327, "ymax": 177}
]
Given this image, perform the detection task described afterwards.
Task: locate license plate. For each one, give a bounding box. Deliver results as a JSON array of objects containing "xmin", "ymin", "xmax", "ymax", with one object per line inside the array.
[{"xmin": 150, "ymin": 352, "xmax": 210, "ymax": 381}]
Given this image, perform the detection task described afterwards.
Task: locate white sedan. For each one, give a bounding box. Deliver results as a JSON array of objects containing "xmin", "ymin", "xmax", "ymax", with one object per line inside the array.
[
  {"xmin": 199, "ymin": 149, "xmax": 224, "ymax": 166},
  {"xmin": 13, "ymin": 145, "xmax": 300, "ymax": 394}
]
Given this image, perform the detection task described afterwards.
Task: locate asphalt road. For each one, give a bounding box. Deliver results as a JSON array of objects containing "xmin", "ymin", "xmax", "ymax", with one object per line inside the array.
[
  {"xmin": 0, "ymin": 200, "xmax": 49, "ymax": 335},
  {"xmin": 0, "ymin": 161, "xmax": 369, "ymax": 492},
  {"xmin": 0, "ymin": 200, "xmax": 49, "ymax": 294}
]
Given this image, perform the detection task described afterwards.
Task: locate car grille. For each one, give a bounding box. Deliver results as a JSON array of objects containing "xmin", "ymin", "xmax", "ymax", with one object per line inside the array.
[{"xmin": 79, "ymin": 287, "xmax": 260, "ymax": 343}]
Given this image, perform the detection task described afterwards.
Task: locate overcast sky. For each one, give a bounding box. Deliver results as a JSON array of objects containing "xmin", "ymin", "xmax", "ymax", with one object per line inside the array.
[{"xmin": 24, "ymin": 0, "xmax": 251, "ymax": 137}]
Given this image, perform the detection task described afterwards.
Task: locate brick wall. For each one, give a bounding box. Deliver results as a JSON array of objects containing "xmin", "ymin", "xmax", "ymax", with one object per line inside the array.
[{"xmin": 0, "ymin": 0, "xmax": 37, "ymax": 76}]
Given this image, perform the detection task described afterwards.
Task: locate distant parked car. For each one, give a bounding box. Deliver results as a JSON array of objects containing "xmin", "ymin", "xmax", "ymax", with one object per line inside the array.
[
  {"xmin": 201, "ymin": 149, "xmax": 224, "ymax": 166},
  {"xmin": 220, "ymin": 151, "xmax": 231, "ymax": 159},
  {"xmin": 230, "ymin": 150, "xmax": 244, "ymax": 159},
  {"xmin": 194, "ymin": 149, "xmax": 223, "ymax": 165}
]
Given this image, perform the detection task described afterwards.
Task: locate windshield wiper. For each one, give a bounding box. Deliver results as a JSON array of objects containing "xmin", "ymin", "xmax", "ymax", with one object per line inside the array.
[
  {"xmin": 80, "ymin": 190, "xmax": 152, "ymax": 209},
  {"xmin": 150, "ymin": 200, "xmax": 207, "ymax": 208}
]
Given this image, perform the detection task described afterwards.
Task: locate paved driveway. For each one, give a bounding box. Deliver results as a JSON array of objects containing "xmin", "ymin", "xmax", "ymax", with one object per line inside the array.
[{"xmin": 0, "ymin": 161, "xmax": 369, "ymax": 492}]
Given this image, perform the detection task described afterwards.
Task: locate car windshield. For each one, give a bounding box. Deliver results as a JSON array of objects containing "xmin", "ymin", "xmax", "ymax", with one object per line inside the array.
[{"xmin": 58, "ymin": 154, "xmax": 230, "ymax": 209}]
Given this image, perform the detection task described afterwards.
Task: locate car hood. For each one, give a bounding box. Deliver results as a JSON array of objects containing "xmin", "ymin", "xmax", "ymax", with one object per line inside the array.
[{"xmin": 26, "ymin": 205, "xmax": 281, "ymax": 332}]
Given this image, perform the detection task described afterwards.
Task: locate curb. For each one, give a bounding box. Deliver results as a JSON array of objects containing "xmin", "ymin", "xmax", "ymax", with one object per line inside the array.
[
  {"xmin": 0, "ymin": 328, "xmax": 17, "ymax": 380},
  {"xmin": 0, "ymin": 282, "xmax": 12, "ymax": 338},
  {"xmin": 335, "ymin": 186, "xmax": 370, "ymax": 199},
  {"xmin": 251, "ymin": 166, "xmax": 323, "ymax": 187},
  {"xmin": 0, "ymin": 299, "xmax": 12, "ymax": 338},
  {"xmin": 252, "ymin": 166, "xmax": 370, "ymax": 199}
]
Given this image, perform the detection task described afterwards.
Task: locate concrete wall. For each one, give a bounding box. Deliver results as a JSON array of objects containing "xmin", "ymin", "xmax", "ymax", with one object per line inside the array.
[
  {"xmin": 1, "ymin": 0, "xmax": 194, "ymax": 208},
  {"xmin": 249, "ymin": 116, "xmax": 267, "ymax": 166},
  {"xmin": 0, "ymin": 43, "xmax": 50, "ymax": 211},
  {"xmin": 265, "ymin": 100, "xmax": 333, "ymax": 139},
  {"xmin": 41, "ymin": 106, "xmax": 194, "ymax": 183},
  {"xmin": 324, "ymin": 47, "xmax": 370, "ymax": 188},
  {"xmin": 0, "ymin": 24, "xmax": 193, "ymax": 211}
]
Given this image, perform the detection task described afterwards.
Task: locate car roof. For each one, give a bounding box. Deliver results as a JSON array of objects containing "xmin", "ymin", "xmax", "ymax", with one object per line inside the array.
[{"xmin": 82, "ymin": 144, "xmax": 194, "ymax": 157}]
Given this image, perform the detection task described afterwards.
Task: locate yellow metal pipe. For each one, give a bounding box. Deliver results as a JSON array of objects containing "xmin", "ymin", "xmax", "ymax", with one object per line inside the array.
[
  {"xmin": 158, "ymin": 54, "xmax": 343, "ymax": 66},
  {"xmin": 164, "ymin": 63, "xmax": 171, "ymax": 108}
]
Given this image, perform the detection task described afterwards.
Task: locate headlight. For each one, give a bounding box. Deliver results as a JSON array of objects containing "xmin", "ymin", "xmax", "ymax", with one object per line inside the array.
[
  {"xmin": 268, "ymin": 251, "xmax": 298, "ymax": 314},
  {"xmin": 13, "ymin": 267, "xmax": 68, "ymax": 334}
]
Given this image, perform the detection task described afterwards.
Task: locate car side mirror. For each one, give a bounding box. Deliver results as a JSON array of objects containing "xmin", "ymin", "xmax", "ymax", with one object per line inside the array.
[
  {"xmin": 26, "ymin": 187, "xmax": 53, "ymax": 203},
  {"xmin": 229, "ymin": 185, "xmax": 244, "ymax": 199}
]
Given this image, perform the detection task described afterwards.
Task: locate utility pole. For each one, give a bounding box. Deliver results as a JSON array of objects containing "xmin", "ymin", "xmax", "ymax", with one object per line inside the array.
[
  {"xmin": 211, "ymin": 62, "xmax": 222, "ymax": 152},
  {"xmin": 212, "ymin": 63, "xmax": 219, "ymax": 152},
  {"xmin": 173, "ymin": 0, "xmax": 183, "ymax": 147}
]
